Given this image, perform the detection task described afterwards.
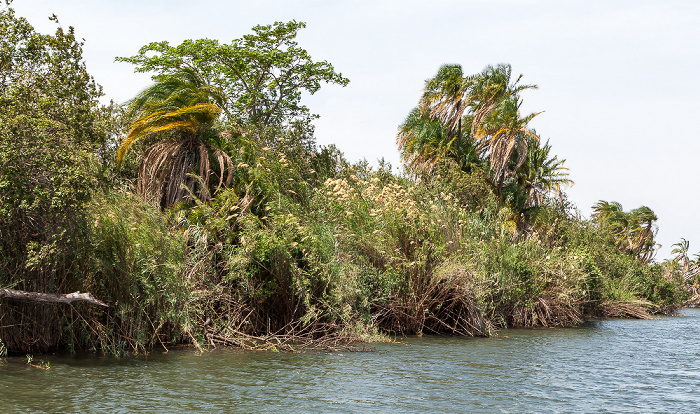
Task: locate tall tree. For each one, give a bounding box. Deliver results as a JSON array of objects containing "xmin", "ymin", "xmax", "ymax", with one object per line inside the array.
[
  {"xmin": 419, "ymin": 64, "xmax": 469, "ymax": 147},
  {"xmin": 476, "ymin": 95, "xmax": 541, "ymax": 194},
  {"xmin": 401, "ymin": 63, "xmax": 541, "ymax": 194},
  {"xmin": 466, "ymin": 64, "xmax": 537, "ymax": 139},
  {"xmin": 516, "ymin": 139, "xmax": 573, "ymax": 208},
  {"xmin": 116, "ymin": 21, "xmax": 349, "ymax": 128},
  {"xmin": 592, "ymin": 201, "xmax": 658, "ymax": 262},
  {"xmin": 0, "ymin": 6, "xmax": 108, "ymax": 350},
  {"xmin": 671, "ymin": 239, "xmax": 692, "ymax": 278},
  {"xmin": 0, "ymin": 7, "xmax": 104, "ymax": 269},
  {"xmin": 397, "ymin": 107, "xmax": 480, "ymax": 172}
]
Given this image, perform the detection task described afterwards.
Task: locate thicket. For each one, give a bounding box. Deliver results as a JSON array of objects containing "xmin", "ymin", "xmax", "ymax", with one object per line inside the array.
[{"xmin": 0, "ymin": 7, "xmax": 690, "ymax": 355}]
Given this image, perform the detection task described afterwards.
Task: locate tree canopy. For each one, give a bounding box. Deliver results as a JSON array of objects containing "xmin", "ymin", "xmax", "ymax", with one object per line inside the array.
[
  {"xmin": 0, "ymin": 6, "xmax": 106, "ymax": 293},
  {"xmin": 0, "ymin": 7, "xmax": 103, "ymax": 229},
  {"xmin": 398, "ymin": 63, "xmax": 570, "ymax": 217},
  {"xmin": 0, "ymin": 5, "xmax": 691, "ymax": 356},
  {"xmin": 592, "ymin": 201, "xmax": 659, "ymax": 262},
  {"xmin": 116, "ymin": 21, "xmax": 349, "ymax": 128}
]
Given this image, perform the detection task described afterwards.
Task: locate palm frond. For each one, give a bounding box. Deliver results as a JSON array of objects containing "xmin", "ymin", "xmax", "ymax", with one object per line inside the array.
[{"xmin": 119, "ymin": 68, "xmax": 236, "ymax": 209}]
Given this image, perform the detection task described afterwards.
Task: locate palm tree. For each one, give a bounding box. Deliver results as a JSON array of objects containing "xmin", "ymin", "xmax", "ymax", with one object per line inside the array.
[
  {"xmin": 517, "ymin": 139, "xmax": 573, "ymax": 208},
  {"xmin": 397, "ymin": 107, "xmax": 452, "ymax": 171},
  {"xmin": 419, "ymin": 64, "xmax": 469, "ymax": 147},
  {"xmin": 466, "ymin": 64, "xmax": 537, "ymax": 138},
  {"xmin": 592, "ymin": 201, "xmax": 658, "ymax": 262},
  {"xmin": 397, "ymin": 107, "xmax": 479, "ymax": 173},
  {"xmin": 671, "ymin": 239, "xmax": 691, "ymax": 277},
  {"xmin": 117, "ymin": 68, "xmax": 235, "ymax": 209},
  {"xmin": 475, "ymin": 96, "xmax": 541, "ymax": 194},
  {"xmin": 409, "ymin": 64, "xmax": 539, "ymax": 192},
  {"xmin": 626, "ymin": 206, "xmax": 658, "ymax": 261}
]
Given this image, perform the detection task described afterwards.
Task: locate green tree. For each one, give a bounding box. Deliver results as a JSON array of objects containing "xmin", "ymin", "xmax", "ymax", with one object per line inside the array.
[
  {"xmin": 467, "ymin": 65, "xmax": 536, "ymax": 136},
  {"xmin": 592, "ymin": 201, "xmax": 658, "ymax": 262},
  {"xmin": 516, "ymin": 139, "xmax": 572, "ymax": 208},
  {"xmin": 116, "ymin": 21, "xmax": 349, "ymax": 128},
  {"xmin": 419, "ymin": 64, "xmax": 469, "ymax": 147},
  {"xmin": 671, "ymin": 238, "xmax": 692, "ymax": 279},
  {"xmin": 0, "ymin": 7, "xmax": 104, "ymax": 276},
  {"xmin": 397, "ymin": 107, "xmax": 473, "ymax": 172},
  {"xmin": 0, "ymin": 6, "xmax": 112, "ymax": 351},
  {"xmin": 401, "ymin": 64, "xmax": 539, "ymax": 191},
  {"xmin": 476, "ymin": 95, "xmax": 540, "ymax": 194}
]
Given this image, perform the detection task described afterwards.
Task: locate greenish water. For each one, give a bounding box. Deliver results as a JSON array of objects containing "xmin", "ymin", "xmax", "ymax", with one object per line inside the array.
[{"xmin": 2, "ymin": 309, "xmax": 700, "ymax": 413}]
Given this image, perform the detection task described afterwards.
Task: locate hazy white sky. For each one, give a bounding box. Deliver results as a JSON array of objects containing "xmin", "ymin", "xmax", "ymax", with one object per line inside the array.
[{"xmin": 10, "ymin": 0, "xmax": 700, "ymax": 260}]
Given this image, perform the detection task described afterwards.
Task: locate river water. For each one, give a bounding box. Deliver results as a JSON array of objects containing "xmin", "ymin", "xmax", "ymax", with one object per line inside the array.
[{"xmin": 2, "ymin": 309, "xmax": 699, "ymax": 413}]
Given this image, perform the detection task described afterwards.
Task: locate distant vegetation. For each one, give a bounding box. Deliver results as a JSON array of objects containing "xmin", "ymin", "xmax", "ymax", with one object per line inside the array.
[{"xmin": 0, "ymin": 6, "xmax": 696, "ymax": 355}]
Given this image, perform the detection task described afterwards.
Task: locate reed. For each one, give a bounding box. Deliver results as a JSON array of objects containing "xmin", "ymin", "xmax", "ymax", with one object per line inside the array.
[{"xmin": 1, "ymin": 138, "xmax": 688, "ymax": 354}]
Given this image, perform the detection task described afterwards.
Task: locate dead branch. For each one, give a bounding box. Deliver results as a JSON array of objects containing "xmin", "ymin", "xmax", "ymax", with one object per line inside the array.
[{"xmin": 0, "ymin": 288, "xmax": 108, "ymax": 307}]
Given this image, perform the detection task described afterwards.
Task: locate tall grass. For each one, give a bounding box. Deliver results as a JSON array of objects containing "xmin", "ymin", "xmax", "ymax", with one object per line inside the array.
[{"xmin": 1, "ymin": 190, "xmax": 191, "ymax": 355}]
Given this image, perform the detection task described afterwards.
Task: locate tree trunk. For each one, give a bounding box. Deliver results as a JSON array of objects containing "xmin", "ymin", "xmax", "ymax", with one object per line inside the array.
[
  {"xmin": 0, "ymin": 288, "xmax": 108, "ymax": 307},
  {"xmin": 457, "ymin": 118, "xmax": 462, "ymax": 154}
]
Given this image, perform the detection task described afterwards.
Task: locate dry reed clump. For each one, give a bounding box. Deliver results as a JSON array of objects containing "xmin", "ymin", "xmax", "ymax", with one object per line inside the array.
[
  {"xmin": 0, "ymin": 303, "xmax": 63, "ymax": 354},
  {"xmin": 372, "ymin": 262, "xmax": 493, "ymax": 337},
  {"xmin": 596, "ymin": 300, "xmax": 653, "ymax": 319},
  {"xmin": 507, "ymin": 294, "xmax": 584, "ymax": 327},
  {"xmin": 685, "ymin": 285, "xmax": 700, "ymax": 307}
]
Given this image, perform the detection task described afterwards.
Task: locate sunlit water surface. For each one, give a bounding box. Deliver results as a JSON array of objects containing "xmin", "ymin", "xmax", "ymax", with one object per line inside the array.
[{"xmin": 2, "ymin": 309, "xmax": 700, "ymax": 413}]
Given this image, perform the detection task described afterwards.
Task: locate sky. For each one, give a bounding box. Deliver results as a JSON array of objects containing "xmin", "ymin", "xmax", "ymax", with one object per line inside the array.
[{"xmin": 9, "ymin": 0, "xmax": 700, "ymax": 261}]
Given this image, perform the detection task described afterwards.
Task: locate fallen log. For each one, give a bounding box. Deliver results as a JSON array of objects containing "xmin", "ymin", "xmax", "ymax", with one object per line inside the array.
[{"xmin": 0, "ymin": 288, "xmax": 108, "ymax": 307}]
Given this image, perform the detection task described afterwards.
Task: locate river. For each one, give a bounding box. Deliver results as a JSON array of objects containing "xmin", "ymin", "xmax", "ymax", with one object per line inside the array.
[{"xmin": 2, "ymin": 309, "xmax": 699, "ymax": 413}]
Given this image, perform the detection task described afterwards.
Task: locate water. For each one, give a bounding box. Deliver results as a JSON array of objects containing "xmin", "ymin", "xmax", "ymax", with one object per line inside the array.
[{"xmin": 2, "ymin": 309, "xmax": 700, "ymax": 413}]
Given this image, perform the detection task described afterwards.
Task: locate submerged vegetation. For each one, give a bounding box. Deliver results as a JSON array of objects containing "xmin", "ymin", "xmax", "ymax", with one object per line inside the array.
[{"xmin": 0, "ymin": 6, "xmax": 694, "ymax": 356}]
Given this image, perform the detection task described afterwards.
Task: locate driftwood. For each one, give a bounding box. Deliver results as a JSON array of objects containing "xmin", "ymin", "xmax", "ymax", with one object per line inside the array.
[{"xmin": 0, "ymin": 288, "xmax": 108, "ymax": 307}]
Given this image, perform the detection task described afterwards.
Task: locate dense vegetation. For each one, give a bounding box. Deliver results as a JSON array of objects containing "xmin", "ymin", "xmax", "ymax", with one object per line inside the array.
[{"xmin": 0, "ymin": 6, "xmax": 696, "ymax": 356}]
